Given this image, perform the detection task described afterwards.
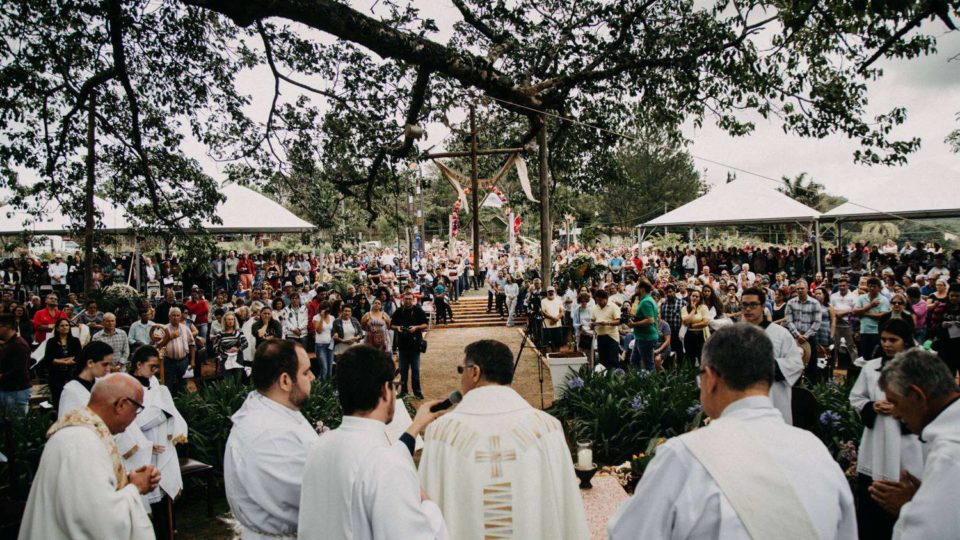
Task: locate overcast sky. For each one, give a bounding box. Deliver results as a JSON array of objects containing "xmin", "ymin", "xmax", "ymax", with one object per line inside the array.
[{"xmin": 191, "ymin": 2, "xmax": 960, "ymax": 206}]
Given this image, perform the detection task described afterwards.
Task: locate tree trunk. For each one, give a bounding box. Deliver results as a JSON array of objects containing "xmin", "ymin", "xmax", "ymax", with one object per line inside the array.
[
  {"xmin": 83, "ymin": 92, "xmax": 97, "ymax": 294},
  {"xmin": 538, "ymin": 115, "xmax": 551, "ymax": 290}
]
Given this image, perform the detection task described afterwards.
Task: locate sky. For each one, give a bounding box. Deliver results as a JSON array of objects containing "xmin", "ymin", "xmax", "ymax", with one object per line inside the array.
[{"xmin": 188, "ymin": 1, "xmax": 960, "ymax": 206}]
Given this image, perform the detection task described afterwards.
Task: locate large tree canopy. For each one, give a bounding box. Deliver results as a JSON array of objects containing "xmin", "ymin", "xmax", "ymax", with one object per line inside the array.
[{"xmin": 2, "ymin": 0, "xmax": 957, "ymax": 232}]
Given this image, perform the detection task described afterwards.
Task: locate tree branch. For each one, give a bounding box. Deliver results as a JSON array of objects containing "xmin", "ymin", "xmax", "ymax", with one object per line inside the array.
[{"xmin": 857, "ymin": 8, "xmax": 931, "ymax": 73}]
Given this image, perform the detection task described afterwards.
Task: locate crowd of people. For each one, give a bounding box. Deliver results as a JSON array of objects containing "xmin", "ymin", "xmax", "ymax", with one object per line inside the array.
[{"xmin": 4, "ymin": 235, "xmax": 960, "ymax": 540}]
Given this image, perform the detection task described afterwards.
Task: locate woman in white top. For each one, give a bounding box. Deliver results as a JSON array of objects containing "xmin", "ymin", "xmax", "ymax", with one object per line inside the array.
[
  {"xmin": 312, "ymin": 301, "xmax": 335, "ymax": 380},
  {"xmin": 129, "ymin": 346, "xmax": 188, "ymax": 540},
  {"xmin": 849, "ymin": 318, "xmax": 923, "ymax": 540},
  {"xmin": 504, "ymin": 276, "xmax": 520, "ymax": 327},
  {"xmin": 58, "ymin": 341, "xmax": 114, "ymax": 419}
]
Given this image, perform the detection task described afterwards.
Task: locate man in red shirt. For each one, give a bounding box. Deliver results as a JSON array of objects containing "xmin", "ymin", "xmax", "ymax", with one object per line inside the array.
[
  {"xmin": 184, "ymin": 285, "xmax": 211, "ymax": 339},
  {"xmin": 31, "ymin": 293, "xmax": 65, "ymax": 344}
]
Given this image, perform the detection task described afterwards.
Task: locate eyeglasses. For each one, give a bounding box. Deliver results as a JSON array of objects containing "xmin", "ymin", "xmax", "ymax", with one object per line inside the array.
[
  {"xmin": 124, "ymin": 397, "xmax": 145, "ymax": 414},
  {"xmin": 891, "ymin": 301, "xmax": 904, "ymax": 306},
  {"xmin": 457, "ymin": 364, "xmax": 477, "ymax": 374},
  {"xmin": 741, "ymin": 301, "xmax": 763, "ymax": 308}
]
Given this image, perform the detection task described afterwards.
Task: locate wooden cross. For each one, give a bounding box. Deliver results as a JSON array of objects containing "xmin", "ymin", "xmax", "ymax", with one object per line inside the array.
[{"xmin": 474, "ymin": 435, "xmax": 517, "ymax": 479}]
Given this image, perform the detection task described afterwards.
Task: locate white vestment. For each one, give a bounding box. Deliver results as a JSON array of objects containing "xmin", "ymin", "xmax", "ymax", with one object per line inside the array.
[
  {"xmin": 893, "ymin": 397, "xmax": 960, "ymax": 540},
  {"xmin": 18, "ymin": 425, "xmax": 154, "ymax": 540},
  {"xmin": 58, "ymin": 379, "xmax": 93, "ymax": 419},
  {"xmin": 418, "ymin": 385, "xmax": 589, "ymax": 540},
  {"xmin": 299, "ymin": 415, "xmax": 447, "ymax": 540},
  {"xmin": 849, "ymin": 358, "xmax": 923, "ymax": 481},
  {"xmin": 609, "ymin": 396, "xmax": 857, "ymax": 540},
  {"xmin": 224, "ymin": 391, "xmax": 320, "ymax": 539},
  {"xmin": 134, "ymin": 376, "xmax": 188, "ymax": 503},
  {"xmin": 764, "ymin": 322, "xmax": 804, "ymax": 424}
]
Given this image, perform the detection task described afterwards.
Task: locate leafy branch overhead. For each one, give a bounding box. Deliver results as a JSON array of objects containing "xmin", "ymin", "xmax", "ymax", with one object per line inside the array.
[{"xmin": 2, "ymin": 0, "xmax": 957, "ymax": 229}]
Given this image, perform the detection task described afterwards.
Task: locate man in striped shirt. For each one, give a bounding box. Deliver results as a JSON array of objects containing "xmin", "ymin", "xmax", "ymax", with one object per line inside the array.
[
  {"xmin": 158, "ymin": 307, "xmax": 195, "ymax": 396},
  {"xmin": 91, "ymin": 313, "xmax": 130, "ymax": 370}
]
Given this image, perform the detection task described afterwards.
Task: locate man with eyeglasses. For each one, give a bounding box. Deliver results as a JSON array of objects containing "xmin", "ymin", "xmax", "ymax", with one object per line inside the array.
[
  {"xmin": 20, "ymin": 373, "xmax": 160, "ymax": 540},
  {"xmin": 610, "ymin": 324, "xmax": 855, "ymax": 540},
  {"xmin": 419, "ymin": 340, "xmax": 589, "ymax": 540},
  {"xmin": 740, "ymin": 287, "xmax": 804, "ymax": 425}
]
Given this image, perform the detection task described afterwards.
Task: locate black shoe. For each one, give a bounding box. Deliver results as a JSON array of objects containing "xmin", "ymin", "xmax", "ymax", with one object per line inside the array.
[{"xmin": 414, "ymin": 393, "xmax": 425, "ymax": 400}]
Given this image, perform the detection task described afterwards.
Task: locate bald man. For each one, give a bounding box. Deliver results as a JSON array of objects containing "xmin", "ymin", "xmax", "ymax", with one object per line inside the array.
[{"xmin": 19, "ymin": 373, "xmax": 160, "ymax": 540}]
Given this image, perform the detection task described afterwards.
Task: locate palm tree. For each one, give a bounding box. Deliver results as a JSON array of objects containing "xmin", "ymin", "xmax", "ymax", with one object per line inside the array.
[
  {"xmin": 855, "ymin": 222, "xmax": 901, "ymax": 245},
  {"xmin": 778, "ymin": 172, "xmax": 826, "ymax": 209}
]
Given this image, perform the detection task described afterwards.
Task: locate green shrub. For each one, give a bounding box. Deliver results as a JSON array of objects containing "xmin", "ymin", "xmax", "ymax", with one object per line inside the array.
[
  {"xmin": 548, "ymin": 366, "xmax": 703, "ymax": 465},
  {"xmin": 556, "ymin": 255, "xmax": 608, "ymax": 290},
  {"xmin": 0, "ymin": 408, "xmax": 56, "ymax": 495},
  {"xmin": 805, "ymin": 378, "xmax": 863, "ymax": 475}
]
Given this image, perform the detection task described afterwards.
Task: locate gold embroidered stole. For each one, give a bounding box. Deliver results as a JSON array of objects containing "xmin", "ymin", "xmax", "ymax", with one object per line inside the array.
[{"xmin": 48, "ymin": 407, "xmax": 129, "ymax": 489}]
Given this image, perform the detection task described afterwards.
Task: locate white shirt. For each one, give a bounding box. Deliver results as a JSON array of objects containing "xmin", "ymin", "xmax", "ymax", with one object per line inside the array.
[
  {"xmin": 763, "ymin": 322, "xmax": 804, "ymax": 425},
  {"xmin": 609, "ymin": 396, "xmax": 856, "ymax": 540},
  {"xmin": 299, "ymin": 416, "xmax": 447, "ymax": 540},
  {"xmin": 849, "ymin": 358, "xmax": 923, "ymax": 481},
  {"xmin": 893, "ymin": 398, "xmax": 960, "ymax": 539},
  {"xmin": 48, "ymin": 261, "xmax": 68, "ymax": 284},
  {"xmin": 18, "ymin": 424, "xmax": 154, "ymax": 540},
  {"xmin": 58, "ymin": 379, "xmax": 92, "ymax": 419},
  {"xmin": 830, "ymin": 290, "xmax": 858, "ymax": 325},
  {"xmin": 224, "ymin": 392, "xmax": 320, "ymax": 539},
  {"xmin": 313, "ymin": 314, "xmax": 334, "ymax": 345}
]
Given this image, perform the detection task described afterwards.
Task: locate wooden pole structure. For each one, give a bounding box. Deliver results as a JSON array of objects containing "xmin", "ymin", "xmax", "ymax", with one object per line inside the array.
[
  {"xmin": 538, "ymin": 114, "xmax": 551, "ymax": 291},
  {"xmin": 470, "ymin": 104, "xmax": 481, "ymax": 279}
]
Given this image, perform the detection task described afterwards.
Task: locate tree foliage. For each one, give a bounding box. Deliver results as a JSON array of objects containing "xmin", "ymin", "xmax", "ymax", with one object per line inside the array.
[
  {"xmin": 2, "ymin": 0, "xmax": 957, "ymax": 236},
  {"xmin": 778, "ymin": 172, "xmax": 846, "ymax": 212}
]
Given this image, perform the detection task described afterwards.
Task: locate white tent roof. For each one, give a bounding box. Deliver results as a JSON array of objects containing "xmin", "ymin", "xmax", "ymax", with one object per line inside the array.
[
  {"xmin": 644, "ymin": 178, "xmax": 820, "ymax": 228},
  {"xmin": 0, "ymin": 184, "xmax": 315, "ymax": 235},
  {"xmin": 822, "ymin": 177, "xmax": 960, "ymax": 222},
  {"xmin": 206, "ymin": 184, "xmax": 315, "ymax": 233}
]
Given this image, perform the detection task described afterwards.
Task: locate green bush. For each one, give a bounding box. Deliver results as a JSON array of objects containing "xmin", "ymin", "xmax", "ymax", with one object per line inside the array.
[
  {"xmin": 0, "ymin": 408, "xmax": 56, "ymax": 495},
  {"xmin": 175, "ymin": 377, "xmax": 343, "ymax": 471},
  {"xmin": 548, "ymin": 366, "xmax": 704, "ymax": 465},
  {"xmin": 550, "ymin": 366, "xmax": 863, "ymax": 474},
  {"xmin": 556, "ymin": 255, "xmax": 608, "ymax": 290}
]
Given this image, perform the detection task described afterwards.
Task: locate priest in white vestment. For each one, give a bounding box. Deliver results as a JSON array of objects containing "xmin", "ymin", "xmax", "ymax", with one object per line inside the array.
[
  {"xmin": 19, "ymin": 374, "xmax": 160, "ymax": 540},
  {"xmin": 609, "ymin": 324, "xmax": 856, "ymax": 540},
  {"xmin": 224, "ymin": 340, "xmax": 320, "ymax": 539},
  {"xmin": 418, "ymin": 339, "xmax": 589, "ymax": 540},
  {"xmin": 873, "ymin": 348, "xmax": 960, "ymax": 540},
  {"xmin": 741, "ymin": 287, "xmax": 804, "ymax": 424},
  {"xmin": 299, "ymin": 344, "xmax": 448, "ymax": 540}
]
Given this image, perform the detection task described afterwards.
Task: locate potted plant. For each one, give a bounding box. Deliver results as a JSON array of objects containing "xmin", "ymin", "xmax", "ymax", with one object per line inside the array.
[{"xmin": 544, "ymin": 352, "xmax": 589, "ymax": 400}]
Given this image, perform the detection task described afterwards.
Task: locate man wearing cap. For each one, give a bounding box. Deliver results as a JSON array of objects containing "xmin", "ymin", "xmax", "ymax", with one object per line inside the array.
[{"xmin": 541, "ymin": 287, "xmax": 564, "ymax": 353}]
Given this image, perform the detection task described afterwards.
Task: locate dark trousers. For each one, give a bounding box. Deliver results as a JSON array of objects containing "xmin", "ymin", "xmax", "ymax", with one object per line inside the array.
[
  {"xmin": 596, "ymin": 335, "xmax": 622, "ymax": 369},
  {"xmin": 495, "ymin": 293, "xmax": 506, "ymax": 316},
  {"xmin": 398, "ymin": 349, "xmax": 422, "ymax": 395},
  {"xmin": 859, "ymin": 333, "xmax": 880, "ymax": 360},
  {"xmin": 630, "ymin": 338, "xmax": 656, "ymax": 371},
  {"xmin": 683, "ymin": 330, "xmax": 705, "ymax": 366},
  {"xmin": 151, "ymin": 496, "xmax": 174, "ymax": 540},
  {"xmin": 670, "ymin": 328, "xmax": 684, "ymax": 364},
  {"xmin": 487, "ymin": 290, "xmax": 494, "ymax": 311},
  {"xmin": 856, "ymin": 473, "xmax": 896, "ymax": 540},
  {"xmin": 803, "ymin": 336, "xmax": 822, "ymax": 383},
  {"xmin": 164, "ymin": 356, "xmax": 188, "ymax": 397}
]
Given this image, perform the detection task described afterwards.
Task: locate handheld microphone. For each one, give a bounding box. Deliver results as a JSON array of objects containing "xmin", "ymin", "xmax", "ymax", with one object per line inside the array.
[{"xmin": 429, "ymin": 390, "xmax": 463, "ymax": 412}]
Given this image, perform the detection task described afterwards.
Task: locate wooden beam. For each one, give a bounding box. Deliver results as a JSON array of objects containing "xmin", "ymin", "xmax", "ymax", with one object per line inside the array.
[{"xmin": 421, "ymin": 147, "xmax": 526, "ymax": 160}]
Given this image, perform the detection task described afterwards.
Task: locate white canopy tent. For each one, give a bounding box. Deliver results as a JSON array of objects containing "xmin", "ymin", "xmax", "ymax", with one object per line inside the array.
[
  {"xmin": 822, "ymin": 177, "xmax": 960, "ymax": 222},
  {"xmin": 643, "ymin": 177, "xmax": 821, "ymax": 228},
  {"xmin": 0, "ymin": 184, "xmax": 315, "ymax": 236}
]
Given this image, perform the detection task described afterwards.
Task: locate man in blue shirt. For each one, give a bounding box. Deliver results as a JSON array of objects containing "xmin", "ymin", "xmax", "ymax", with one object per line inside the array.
[{"xmin": 852, "ymin": 277, "xmax": 890, "ymax": 359}]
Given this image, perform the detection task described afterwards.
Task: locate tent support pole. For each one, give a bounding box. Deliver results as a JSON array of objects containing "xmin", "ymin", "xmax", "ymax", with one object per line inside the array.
[{"xmin": 814, "ymin": 220, "xmax": 822, "ymax": 275}]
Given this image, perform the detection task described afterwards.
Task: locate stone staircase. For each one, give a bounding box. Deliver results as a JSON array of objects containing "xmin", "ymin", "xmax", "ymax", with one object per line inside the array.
[{"xmin": 436, "ymin": 295, "xmax": 526, "ymax": 329}]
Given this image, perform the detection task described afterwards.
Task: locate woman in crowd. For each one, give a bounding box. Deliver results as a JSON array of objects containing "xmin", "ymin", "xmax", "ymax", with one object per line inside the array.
[
  {"xmin": 813, "ymin": 288, "xmax": 833, "ymax": 381},
  {"xmin": 353, "ymin": 294, "xmax": 371, "ymax": 319},
  {"xmin": 212, "ymin": 311, "xmax": 248, "ymax": 383},
  {"xmin": 128, "ymin": 345, "xmax": 188, "ymax": 540},
  {"xmin": 849, "ymin": 318, "xmax": 923, "ymax": 540},
  {"xmin": 879, "ymin": 292, "xmax": 916, "ymax": 333},
  {"xmin": 770, "ymin": 287, "xmax": 789, "ymax": 325},
  {"xmin": 264, "ymin": 255, "xmax": 281, "ymax": 290},
  {"xmin": 251, "ymin": 306, "xmax": 283, "ymax": 347},
  {"xmin": 237, "ymin": 253, "xmax": 254, "ymax": 291},
  {"xmin": 333, "ymin": 304, "xmax": 363, "ymax": 357},
  {"xmin": 700, "ymin": 285, "xmax": 720, "ymax": 321},
  {"xmin": 361, "ymin": 299, "xmax": 391, "ymax": 353},
  {"xmin": 42, "ymin": 317, "xmax": 82, "ymax": 409},
  {"xmin": 58, "ymin": 341, "xmax": 114, "ymax": 419},
  {"xmin": 271, "ymin": 298, "xmax": 287, "ymax": 325},
  {"xmin": 680, "ymin": 289, "xmax": 710, "ymax": 366},
  {"xmin": 13, "ymin": 304, "xmax": 33, "ymax": 342},
  {"xmin": 927, "ymin": 278, "xmax": 949, "ymax": 307},
  {"xmin": 312, "ymin": 301, "xmax": 335, "ymax": 380},
  {"xmin": 907, "ymin": 286, "xmax": 928, "ymax": 341},
  {"xmin": 571, "ymin": 292, "xmax": 594, "ymax": 352}
]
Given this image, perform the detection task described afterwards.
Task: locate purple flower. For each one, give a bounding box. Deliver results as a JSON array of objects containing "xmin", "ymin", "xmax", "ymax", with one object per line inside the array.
[
  {"xmin": 819, "ymin": 410, "xmax": 842, "ymax": 428},
  {"xmin": 638, "ymin": 369, "xmax": 652, "ymax": 379},
  {"xmin": 631, "ymin": 395, "xmax": 646, "ymax": 411},
  {"xmin": 687, "ymin": 402, "xmax": 703, "ymax": 418},
  {"xmin": 613, "ymin": 368, "xmax": 626, "ymax": 377},
  {"xmin": 568, "ymin": 376, "xmax": 585, "ymax": 389}
]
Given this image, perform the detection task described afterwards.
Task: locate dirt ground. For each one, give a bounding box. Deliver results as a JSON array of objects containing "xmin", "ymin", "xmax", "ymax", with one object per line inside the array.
[{"xmin": 411, "ymin": 324, "xmax": 555, "ymax": 409}]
